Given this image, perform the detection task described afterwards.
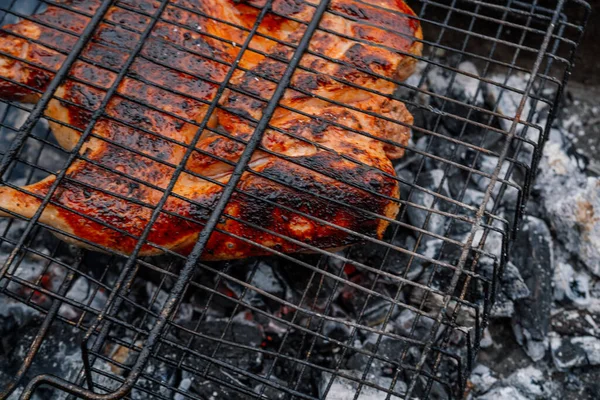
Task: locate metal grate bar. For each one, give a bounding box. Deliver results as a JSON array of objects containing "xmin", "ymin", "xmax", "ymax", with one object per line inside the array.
[{"xmin": 405, "ymin": 0, "xmax": 565, "ymax": 397}]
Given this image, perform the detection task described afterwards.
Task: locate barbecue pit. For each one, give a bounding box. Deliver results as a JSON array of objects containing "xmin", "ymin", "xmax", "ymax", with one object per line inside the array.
[{"xmin": 0, "ymin": 0, "xmax": 590, "ymax": 399}]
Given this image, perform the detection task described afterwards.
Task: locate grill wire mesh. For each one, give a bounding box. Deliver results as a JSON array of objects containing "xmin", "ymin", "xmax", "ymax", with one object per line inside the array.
[{"xmin": 0, "ymin": 0, "xmax": 589, "ymax": 399}]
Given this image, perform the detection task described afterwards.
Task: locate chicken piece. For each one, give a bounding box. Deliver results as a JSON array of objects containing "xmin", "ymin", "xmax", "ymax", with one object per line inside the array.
[{"xmin": 0, "ymin": 0, "xmax": 422, "ymax": 259}]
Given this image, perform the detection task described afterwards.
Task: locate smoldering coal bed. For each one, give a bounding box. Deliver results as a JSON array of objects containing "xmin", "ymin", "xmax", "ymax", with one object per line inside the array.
[{"xmin": 0, "ymin": 0, "xmax": 592, "ymax": 399}]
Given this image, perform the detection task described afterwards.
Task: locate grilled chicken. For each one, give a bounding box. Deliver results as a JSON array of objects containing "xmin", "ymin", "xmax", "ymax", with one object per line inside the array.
[{"xmin": 0, "ymin": 0, "xmax": 422, "ymax": 259}]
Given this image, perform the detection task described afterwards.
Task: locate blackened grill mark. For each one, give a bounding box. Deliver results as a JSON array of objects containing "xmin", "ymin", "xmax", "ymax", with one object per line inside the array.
[
  {"xmin": 129, "ymin": 59, "xmax": 218, "ymax": 102},
  {"xmin": 94, "ymin": 24, "xmax": 140, "ymax": 50},
  {"xmin": 32, "ymin": 6, "xmax": 90, "ymax": 35},
  {"xmin": 343, "ymin": 43, "xmax": 392, "ymax": 73},
  {"xmin": 330, "ymin": 0, "xmax": 419, "ymax": 34},
  {"xmin": 141, "ymin": 37, "xmax": 228, "ymax": 83},
  {"xmin": 106, "ymin": 7, "xmax": 151, "ymax": 32},
  {"xmin": 70, "ymin": 61, "xmax": 115, "ymax": 89},
  {"xmin": 253, "ymin": 59, "xmax": 286, "ymax": 81},
  {"xmin": 82, "ymin": 41, "xmax": 128, "ymax": 69},
  {"xmin": 273, "ymin": 0, "xmax": 306, "ymax": 16}
]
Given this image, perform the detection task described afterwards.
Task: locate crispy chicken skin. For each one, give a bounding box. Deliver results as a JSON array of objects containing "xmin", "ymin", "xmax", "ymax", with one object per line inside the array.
[{"xmin": 0, "ymin": 0, "xmax": 422, "ymax": 259}]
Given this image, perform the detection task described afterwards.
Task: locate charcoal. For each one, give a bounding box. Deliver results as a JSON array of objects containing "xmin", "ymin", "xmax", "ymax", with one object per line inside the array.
[
  {"xmin": 471, "ymin": 155, "xmax": 512, "ymax": 199},
  {"xmin": 340, "ymin": 282, "xmax": 400, "ymax": 327},
  {"xmin": 500, "ymin": 262, "xmax": 530, "ymax": 301},
  {"xmin": 426, "ymin": 62, "xmax": 489, "ymax": 141},
  {"xmin": 475, "ymin": 386, "xmax": 529, "ymax": 400},
  {"xmin": 345, "ymin": 337, "xmax": 421, "ymax": 378},
  {"xmin": 490, "ymin": 291, "xmax": 514, "ymax": 318},
  {"xmin": 485, "ymin": 73, "xmax": 543, "ymax": 137},
  {"xmin": 553, "ymin": 262, "xmax": 592, "ymax": 307},
  {"xmin": 473, "ymin": 366, "xmax": 559, "ymax": 400},
  {"xmin": 131, "ymin": 359, "xmax": 178, "ymax": 400},
  {"xmin": 550, "ymin": 334, "xmax": 600, "ymax": 370},
  {"xmin": 187, "ymin": 368, "xmax": 252, "ymax": 400},
  {"xmin": 319, "ymin": 370, "xmax": 406, "ymax": 399},
  {"xmin": 395, "ymin": 161, "xmax": 415, "ymax": 198},
  {"xmin": 552, "ymin": 310, "xmax": 600, "ymax": 337},
  {"xmin": 468, "ymin": 364, "xmax": 497, "ymax": 395},
  {"xmin": 173, "ymin": 377, "xmax": 192, "ymax": 400},
  {"xmin": 349, "ymin": 231, "xmax": 423, "ymax": 283},
  {"xmin": 0, "ymin": 297, "xmax": 38, "ymax": 336},
  {"xmin": 536, "ymin": 131, "xmax": 600, "ymax": 276},
  {"xmin": 252, "ymin": 376, "xmax": 289, "ymax": 400},
  {"xmin": 511, "ymin": 216, "xmax": 553, "ymax": 361},
  {"xmin": 275, "ymin": 256, "xmax": 343, "ymax": 310},
  {"xmin": 394, "ymin": 309, "xmax": 435, "ymax": 341},
  {"xmin": 560, "ymin": 368, "xmax": 600, "ymax": 400},
  {"xmin": 413, "ymin": 130, "xmax": 469, "ymax": 171},
  {"xmin": 0, "ymin": 321, "xmax": 84, "ymax": 384},
  {"xmin": 480, "ymin": 327, "xmax": 493, "ymax": 349},
  {"xmin": 178, "ymin": 319, "xmax": 264, "ymax": 373},
  {"xmin": 406, "ymin": 169, "xmax": 451, "ymax": 236},
  {"xmin": 247, "ymin": 261, "xmax": 285, "ymax": 299},
  {"xmin": 461, "ymin": 188, "xmax": 495, "ymax": 212},
  {"xmin": 59, "ymin": 276, "xmax": 108, "ymax": 320},
  {"xmin": 410, "ymin": 373, "xmax": 451, "ymax": 400},
  {"xmin": 258, "ymin": 343, "xmax": 318, "ymax": 395},
  {"xmin": 504, "ymin": 366, "xmax": 556, "ymax": 398}
]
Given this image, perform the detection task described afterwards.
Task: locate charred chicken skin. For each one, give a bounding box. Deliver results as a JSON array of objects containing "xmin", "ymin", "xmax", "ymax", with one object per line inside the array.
[{"xmin": 0, "ymin": 0, "xmax": 422, "ymax": 259}]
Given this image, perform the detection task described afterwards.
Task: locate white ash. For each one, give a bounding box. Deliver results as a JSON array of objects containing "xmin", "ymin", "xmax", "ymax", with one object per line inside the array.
[
  {"xmin": 319, "ymin": 370, "xmax": 406, "ymax": 400},
  {"xmin": 553, "ymin": 262, "xmax": 592, "ymax": 307},
  {"xmin": 475, "ymin": 386, "xmax": 529, "ymax": 400},
  {"xmin": 471, "ymin": 366, "xmax": 558, "ymax": 400},
  {"xmin": 470, "ymin": 69, "xmax": 600, "ymax": 400},
  {"xmin": 550, "ymin": 333, "xmax": 600, "ymax": 370},
  {"xmin": 536, "ymin": 129, "xmax": 600, "ymax": 276},
  {"xmin": 469, "ymin": 364, "xmax": 497, "ymax": 395}
]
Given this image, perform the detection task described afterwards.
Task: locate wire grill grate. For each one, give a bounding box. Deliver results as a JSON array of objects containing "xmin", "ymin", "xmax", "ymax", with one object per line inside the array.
[{"xmin": 0, "ymin": 0, "xmax": 589, "ymax": 399}]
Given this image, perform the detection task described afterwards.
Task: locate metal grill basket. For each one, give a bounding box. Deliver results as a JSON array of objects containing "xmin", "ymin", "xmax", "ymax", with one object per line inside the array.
[{"xmin": 0, "ymin": 0, "xmax": 590, "ymax": 399}]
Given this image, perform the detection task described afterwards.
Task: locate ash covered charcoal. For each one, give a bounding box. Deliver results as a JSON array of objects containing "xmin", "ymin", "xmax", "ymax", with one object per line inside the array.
[
  {"xmin": 182, "ymin": 368, "xmax": 253, "ymax": 400},
  {"xmin": 394, "ymin": 309, "xmax": 436, "ymax": 341},
  {"xmin": 500, "ymin": 262, "xmax": 530, "ymax": 301},
  {"xmin": 510, "ymin": 216, "xmax": 553, "ymax": 361},
  {"xmin": 470, "ymin": 366, "xmax": 558, "ymax": 400},
  {"xmin": 274, "ymin": 255, "xmax": 344, "ymax": 312},
  {"xmin": 552, "ymin": 309, "xmax": 600, "ymax": 338},
  {"xmin": 345, "ymin": 336, "xmax": 420, "ymax": 379},
  {"xmin": 470, "ymin": 155, "xmax": 514, "ymax": 203},
  {"xmin": 479, "ymin": 260, "xmax": 530, "ymax": 319},
  {"xmin": 550, "ymin": 334, "xmax": 600, "ymax": 370},
  {"xmin": 319, "ymin": 370, "xmax": 407, "ymax": 400},
  {"xmin": 0, "ymin": 294, "xmax": 39, "ymax": 336},
  {"xmin": 485, "ymin": 73, "xmax": 548, "ymax": 141},
  {"xmin": 0, "ymin": 320, "xmax": 84, "ymax": 396},
  {"xmin": 338, "ymin": 271, "xmax": 402, "ymax": 327},
  {"xmin": 536, "ymin": 127, "xmax": 600, "ymax": 276},
  {"xmin": 130, "ymin": 358, "xmax": 179, "ymax": 400},
  {"xmin": 490, "ymin": 291, "xmax": 515, "ymax": 318},
  {"xmin": 349, "ymin": 230, "xmax": 424, "ymax": 283},
  {"xmin": 247, "ymin": 261, "xmax": 285, "ymax": 300},
  {"xmin": 177, "ymin": 317, "xmax": 264, "ymax": 373},
  {"xmin": 59, "ymin": 275, "xmax": 108, "ymax": 320},
  {"xmin": 553, "ymin": 262, "xmax": 592, "ymax": 307},
  {"xmin": 468, "ymin": 364, "xmax": 497, "ymax": 396},
  {"xmin": 425, "ymin": 61, "xmax": 490, "ymax": 139},
  {"xmin": 405, "ymin": 169, "xmax": 451, "ymax": 236}
]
